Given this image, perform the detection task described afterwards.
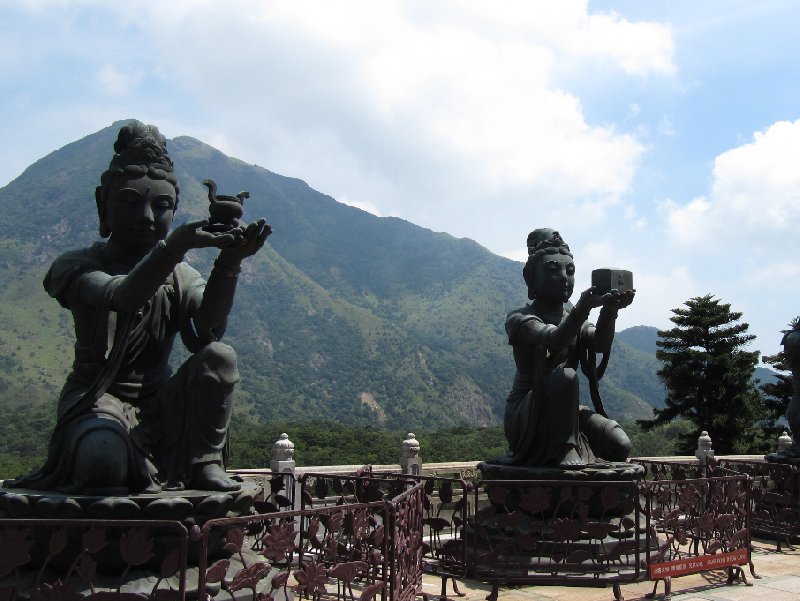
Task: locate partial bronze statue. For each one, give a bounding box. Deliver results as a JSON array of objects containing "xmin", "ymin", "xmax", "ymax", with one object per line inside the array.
[
  {"xmin": 6, "ymin": 121, "xmax": 271, "ymax": 494},
  {"xmin": 766, "ymin": 318, "xmax": 800, "ymax": 463},
  {"xmin": 490, "ymin": 228, "xmax": 635, "ymax": 471}
]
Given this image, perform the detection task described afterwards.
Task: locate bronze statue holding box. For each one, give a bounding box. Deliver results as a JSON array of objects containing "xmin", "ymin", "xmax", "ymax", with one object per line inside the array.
[{"xmin": 484, "ymin": 228, "xmax": 636, "ymax": 475}]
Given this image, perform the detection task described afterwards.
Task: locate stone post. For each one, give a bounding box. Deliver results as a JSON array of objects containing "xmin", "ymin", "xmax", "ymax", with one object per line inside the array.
[
  {"xmin": 695, "ymin": 430, "xmax": 714, "ymax": 477},
  {"xmin": 271, "ymin": 433, "xmax": 296, "ymax": 504},
  {"xmin": 400, "ymin": 432, "xmax": 422, "ymax": 476},
  {"xmin": 778, "ymin": 431, "xmax": 794, "ymax": 453}
]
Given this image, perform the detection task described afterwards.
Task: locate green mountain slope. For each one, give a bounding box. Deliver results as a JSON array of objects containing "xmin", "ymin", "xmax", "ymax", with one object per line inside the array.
[{"xmin": 0, "ymin": 120, "xmax": 664, "ymax": 432}]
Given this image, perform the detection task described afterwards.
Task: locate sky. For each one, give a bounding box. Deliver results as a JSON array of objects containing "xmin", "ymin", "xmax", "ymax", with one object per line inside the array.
[{"xmin": 2, "ymin": 0, "xmax": 800, "ymax": 358}]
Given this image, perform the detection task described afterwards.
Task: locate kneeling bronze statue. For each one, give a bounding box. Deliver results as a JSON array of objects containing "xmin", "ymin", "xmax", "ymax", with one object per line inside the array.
[
  {"xmin": 487, "ymin": 228, "xmax": 635, "ymax": 473},
  {"xmin": 766, "ymin": 319, "xmax": 800, "ymax": 464},
  {"xmin": 6, "ymin": 121, "xmax": 271, "ymax": 494}
]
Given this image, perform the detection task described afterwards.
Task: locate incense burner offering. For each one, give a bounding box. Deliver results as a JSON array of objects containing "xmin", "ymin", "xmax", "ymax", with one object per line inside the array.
[{"xmin": 203, "ymin": 178, "xmax": 248, "ymax": 230}]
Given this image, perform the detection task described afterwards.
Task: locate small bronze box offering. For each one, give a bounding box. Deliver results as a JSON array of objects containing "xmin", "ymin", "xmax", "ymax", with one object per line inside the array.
[{"xmin": 591, "ymin": 268, "xmax": 633, "ymax": 294}]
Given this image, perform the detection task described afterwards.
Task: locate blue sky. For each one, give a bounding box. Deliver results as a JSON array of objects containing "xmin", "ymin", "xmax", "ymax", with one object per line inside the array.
[{"xmin": 2, "ymin": 0, "xmax": 800, "ymax": 358}]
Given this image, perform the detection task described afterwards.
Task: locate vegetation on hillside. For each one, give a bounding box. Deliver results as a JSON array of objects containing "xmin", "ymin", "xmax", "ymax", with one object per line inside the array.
[{"xmin": 0, "ymin": 407, "xmax": 705, "ymax": 480}]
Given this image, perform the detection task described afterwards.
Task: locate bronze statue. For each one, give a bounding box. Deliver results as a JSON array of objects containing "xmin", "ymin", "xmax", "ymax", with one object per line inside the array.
[
  {"xmin": 493, "ymin": 228, "xmax": 634, "ymax": 469},
  {"xmin": 6, "ymin": 121, "xmax": 271, "ymax": 494},
  {"xmin": 766, "ymin": 319, "xmax": 800, "ymax": 463}
]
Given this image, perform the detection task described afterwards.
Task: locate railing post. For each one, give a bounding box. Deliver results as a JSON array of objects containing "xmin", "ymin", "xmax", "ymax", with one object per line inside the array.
[
  {"xmin": 695, "ymin": 430, "xmax": 714, "ymax": 478},
  {"xmin": 400, "ymin": 432, "xmax": 422, "ymax": 475},
  {"xmin": 271, "ymin": 432, "xmax": 296, "ymax": 505},
  {"xmin": 778, "ymin": 430, "xmax": 794, "ymax": 453}
]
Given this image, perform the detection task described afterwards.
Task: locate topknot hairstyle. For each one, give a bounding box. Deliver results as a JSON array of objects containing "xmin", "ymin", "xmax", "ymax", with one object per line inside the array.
[
  {"xmin": 523, "ymin": 228, "xmax": 573, "ymax": 300},
  {"xmin": 95, "ymin": 121, "xmax": 180, "ymax": 237}
]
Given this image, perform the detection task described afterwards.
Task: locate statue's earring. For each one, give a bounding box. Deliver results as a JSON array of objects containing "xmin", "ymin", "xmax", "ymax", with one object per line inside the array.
[{"xmin": 98, "ymin": 221, "xmax": 111, "ymax": 238}]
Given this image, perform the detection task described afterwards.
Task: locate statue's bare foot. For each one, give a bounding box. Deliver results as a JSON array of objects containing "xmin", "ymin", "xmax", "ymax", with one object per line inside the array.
[
  {"xmin": 192, "ymin": 463, "xmax": 241, "ymax": 492},
  {"xmin": 558, "ymin": 447, "xmax": 585, "ymax": 469},
  {"xmin": 143, "ymin": 480, "xmax": 163, "ymax": 494}
]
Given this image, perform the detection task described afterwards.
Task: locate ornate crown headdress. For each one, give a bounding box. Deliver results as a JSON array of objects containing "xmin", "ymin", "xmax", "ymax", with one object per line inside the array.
[{"xmin": 527, "ymin": 228, "xmax": 570, "ymax": 256}]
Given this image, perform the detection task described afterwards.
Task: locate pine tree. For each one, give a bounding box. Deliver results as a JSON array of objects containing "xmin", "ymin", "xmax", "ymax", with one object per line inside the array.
[{"xmin": 638, "ymin": 294, "xmax": 765, "ymax": 454}]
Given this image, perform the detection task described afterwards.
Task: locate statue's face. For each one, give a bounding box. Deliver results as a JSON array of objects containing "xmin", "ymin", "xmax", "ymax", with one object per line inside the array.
[
  {"xmin": 104, "ymin": 175, "xmax": 176, "ymax": 252},
  {"xmin": 534, "ymin": 252, "xmax": 574, "ymax": 304}
]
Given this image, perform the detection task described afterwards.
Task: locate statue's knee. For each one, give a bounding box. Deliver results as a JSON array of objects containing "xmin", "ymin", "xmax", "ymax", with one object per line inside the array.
[
  {"xmin": 597, "ymin": 420, "xmax": 631, "ymax": 461},
  {"xmin": 73, "ymin": 428, "xmax": 128, "ymax": 488},
  {"xmin": 194, "ymin": 342, "xmax": 239, "ymax": 386},
  {"xmin": 581, "ymin": 413, "xmax": 631, "ymax": 461}
]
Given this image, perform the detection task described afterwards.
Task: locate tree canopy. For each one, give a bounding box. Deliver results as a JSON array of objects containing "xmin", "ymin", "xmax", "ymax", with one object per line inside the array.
[{"xmin": 639, "ymin": 294, "xmax": 766, "ymax": 454}]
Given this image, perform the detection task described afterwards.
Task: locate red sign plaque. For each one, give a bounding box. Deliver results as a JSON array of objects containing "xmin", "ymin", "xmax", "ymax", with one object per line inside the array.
[{"xmin": 649, "ymin": 548, "xmax": 749, "ymax": 579}]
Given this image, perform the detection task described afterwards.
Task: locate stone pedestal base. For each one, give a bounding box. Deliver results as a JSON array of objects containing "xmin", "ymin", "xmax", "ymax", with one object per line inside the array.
[
  {"xmin": 0, "ymin": 481, "xmax": 263, "ymax": 599},
  {"xmin": 765, "ymin": 451, "xmax": 800, "ymax": 465},
  {"xmin": 478, "ymin": 459, "xmax": 645, "ymax": 481}
]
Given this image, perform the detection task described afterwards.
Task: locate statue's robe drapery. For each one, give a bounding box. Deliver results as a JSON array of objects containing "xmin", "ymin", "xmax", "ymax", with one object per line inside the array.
[
  {"xmin": 8, "ymin": 242, "xmax": 237, "ymax": 492},
  {"xmin": 503, "ymin": 303, "xmax": 600, "ymax": 466}
]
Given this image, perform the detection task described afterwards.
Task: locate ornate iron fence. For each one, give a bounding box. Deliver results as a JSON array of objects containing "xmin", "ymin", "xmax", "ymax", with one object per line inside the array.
[
  {"xmin": 468, "ymin": 478, "xmax": 642, "ymax": 601},
  {"xmin": 636, "ymin": 463, "xmax": 754, "ymax": 600},
  {"xmin": 717, "ymin": 458, "xmax": 800, "ymax": 550},
  {"xmin": 0, "ymin": 518, "xmax": 190, "ymax": 601},
  {"xmin": 0, "ymin": 461, "xmax": 768, "ymax": 601},
  {"xmin": 196, "ymin": 478, "xmax": 424, "ymax": 601}
]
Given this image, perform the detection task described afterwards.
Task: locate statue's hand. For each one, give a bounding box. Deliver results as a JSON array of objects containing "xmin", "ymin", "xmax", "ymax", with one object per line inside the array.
[
  {"xmin": 577, "ymin": 287, "xmax": 636, "ymax": 312},
  {"xmin": 601, "ymin": 288, "xmax": 636, "ymax": 311},
  {"xmin": 218, "ymin": 218, "xmax": 271, "ymax": 263},
  {"xmin": 166, "ymin": 219, "xmax": 243, "ymax": 255},
  {"xmin": 576, "ymin": 286, "xmax": 607, "ymax": 310}
]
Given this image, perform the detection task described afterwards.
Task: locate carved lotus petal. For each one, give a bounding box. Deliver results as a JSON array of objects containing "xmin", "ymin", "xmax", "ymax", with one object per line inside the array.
[
  {"xmin": 143, "ymin": 497, "xmax": 193, "ymax": 520},
  {"xmin": 87, "ymin": 497, "xmax": 141, "ymax": 519}
]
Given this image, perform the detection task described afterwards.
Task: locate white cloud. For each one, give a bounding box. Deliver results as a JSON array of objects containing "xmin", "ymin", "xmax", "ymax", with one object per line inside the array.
[
  {"xmin": 95, "ymin": 64, "xmax": 143, "ymax": 97},
  {"xmin": 1, "ymin": 2, "xmax": 677, "ymax": 239},
  {"xmin": 338, "ymin": 196, "xmax": 383, "ymax": 217},
  {"xmin": 664, "ymin": 119, "xmax": 800, "ymax": 248}
]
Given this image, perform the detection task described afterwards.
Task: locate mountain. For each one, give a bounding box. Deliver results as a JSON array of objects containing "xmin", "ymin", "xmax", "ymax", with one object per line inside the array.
[
  {"xmin": 616, "ymin": 325, "xmax": 660, "ymax": 356},
  {"xmin": 0, "ymin": 120, "xmax": 665, "ymax": 432}
]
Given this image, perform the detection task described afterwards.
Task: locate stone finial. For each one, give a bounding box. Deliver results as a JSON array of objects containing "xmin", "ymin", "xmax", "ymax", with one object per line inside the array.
[
  {"xmin": 778, "ymin": 431, "xmax": 794, "ymax": 452},
  {"xmin": 400, "ymin": 433, "xmax": 422, "ymax": 475},
  {"xmin": 271, "ymin": 433, "xmax": 296, "ymax": 477},
  {"xmin": 402, "ymin": 433, "xmax": 420, "ymax": 458},
  {"xmin": 695, "ymin": 430, "xmax": 714, "ymax": 463},
  {"xmin": 273, "ymin": 433, "xmax": 295, "ymax": 461}
]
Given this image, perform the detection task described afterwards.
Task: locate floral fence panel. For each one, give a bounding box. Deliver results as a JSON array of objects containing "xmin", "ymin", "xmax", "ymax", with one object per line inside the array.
[
  {"xmin": 0, "ymin": 518, "xmax": 189, "ymax": 601},
  {"xmin": 416, "ymin": 476, "xmax": 470, "ymax": 585},
  {"xmin": 197, "ymin": 478, "xmax": 424, "ymax": 601},
  {"xmin": 633, "ymin": 459, "xmax": 705, "ymax": 482},
  {"xmin": 386, "ymin": 483, "xmax": 424, "ymax": 601},
  {"xmin": 469, "ymin": 479, "xmax": 642, "ymax": 600},
  {"xmin": 641, "ymin": 473, "xmax": 753, "ymax": 598},
  {"xmin": 358, "ymin": 472, "xmax": 472, "ymax": 583},
  {"xmin": 299, "ymin": 473, "xmax": 409, "ymax": 511},
  {"xmin": 717, "ymin": 459, "xmax": 800, "ymax": 550}
]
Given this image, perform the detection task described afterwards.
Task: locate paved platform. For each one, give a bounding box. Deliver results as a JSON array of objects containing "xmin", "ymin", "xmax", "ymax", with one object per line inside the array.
[{"xmin": 420, "ymin": 537, "xmax": 800, "ymax": 601}]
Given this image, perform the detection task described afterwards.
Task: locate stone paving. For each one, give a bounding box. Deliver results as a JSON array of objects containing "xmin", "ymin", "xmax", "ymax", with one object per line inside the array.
[{"xmin": 420, "ymin": 537, "xmax": 800, "ymax": 601}]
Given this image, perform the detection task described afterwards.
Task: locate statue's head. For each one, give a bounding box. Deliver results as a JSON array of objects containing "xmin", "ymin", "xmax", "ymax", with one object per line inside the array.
[
  {"xmin": 523, "ymin": 228, "xmax": 574, "ymax": 302},
  {"xmin": 782, "ymin": 317, "xmax": 800, "ymax": 367},
  {"xmin": 95, "ymin": 121, "xmax": 180, "ymax": 239}
]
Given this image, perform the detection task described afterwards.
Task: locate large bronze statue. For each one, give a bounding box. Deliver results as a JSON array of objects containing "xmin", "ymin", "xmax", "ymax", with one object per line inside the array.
[
  {"xmin": 493, "ymin": 228, "xmax": 634, "ymax": 470},
  {"xmin": 766, "ymin": 319, "xmax": 800, "ymax": 463},
  {"xmin": 6, "ymin": 121, "xmax": 270, "ymax": 494}
]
